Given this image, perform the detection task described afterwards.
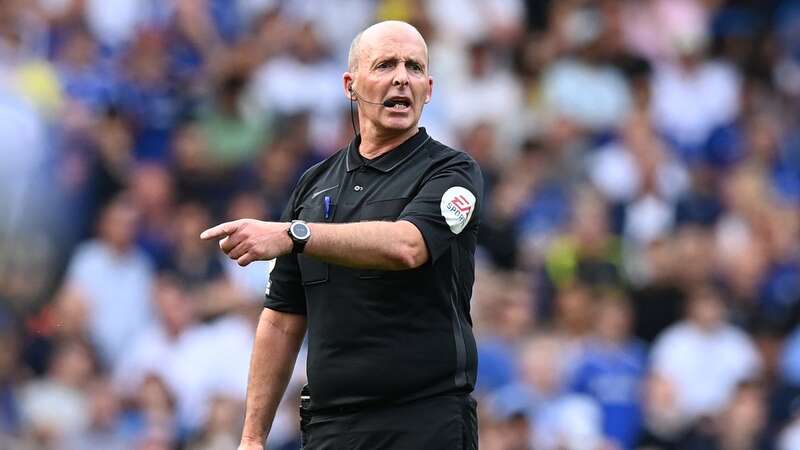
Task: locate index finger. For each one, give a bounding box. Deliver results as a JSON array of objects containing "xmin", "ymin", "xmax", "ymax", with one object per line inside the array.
[{"xmin": 200, "ymin": 221, "xmax": 238, "ymax": 240}]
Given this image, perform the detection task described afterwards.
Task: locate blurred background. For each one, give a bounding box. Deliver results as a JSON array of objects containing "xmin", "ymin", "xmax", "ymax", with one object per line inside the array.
[{"xmin": 1, "ymin": 0, "xmax": 800, "ymax": 449}]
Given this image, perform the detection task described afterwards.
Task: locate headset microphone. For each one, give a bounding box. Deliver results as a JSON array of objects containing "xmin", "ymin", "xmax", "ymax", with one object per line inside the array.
[{"xmin": 348, "ymin": 87, "xmax": 402, "ymax": 136}]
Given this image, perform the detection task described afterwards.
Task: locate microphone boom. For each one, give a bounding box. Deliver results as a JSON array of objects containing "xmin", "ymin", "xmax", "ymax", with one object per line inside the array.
[{"xmin": 351, "ymin": 89, "xmax": 398, "ymax": 108}]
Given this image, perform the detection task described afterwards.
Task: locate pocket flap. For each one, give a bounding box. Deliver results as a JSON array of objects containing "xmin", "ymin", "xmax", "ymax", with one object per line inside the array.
[{"xmin": 297, "ymin": 254, "xmax": 328, "ymax": 285}]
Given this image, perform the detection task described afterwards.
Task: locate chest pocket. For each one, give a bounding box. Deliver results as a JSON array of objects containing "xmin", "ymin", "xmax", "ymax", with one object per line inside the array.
[
  {"xmin": 359, "ymin": 197, "xmax": 410, "ymax": 279},
  {"xmin": 360, "ymin": 197, "xmax": 409, "ymax": 221},
  {"xmin": 296, "ymin": 203, "xmax": 328, "ymax": 285}
]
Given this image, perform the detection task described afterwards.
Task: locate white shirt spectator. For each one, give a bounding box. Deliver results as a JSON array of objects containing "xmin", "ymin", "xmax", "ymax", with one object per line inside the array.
[
  {"xmin": 222, "ymin": 256, "xmax": 273, "ymax": 301},
  {"xmin": 650, "ymin": 321, "xmax": 761, "ymax": 419},
  {"xmin": 534, "ymin": 394, "xmax": 607, "ymax": 450},
  {"xmin": 279, "ymin": 0, "xmax": 374, "ymax": 67},
  {"xmin": 621, "ymin": 0, "xmax": 710, "ymax": 63},
  {"xmin": 19, "ymin": 379, "xmax": 89, "ymax": 439},
  {"xmin": 427, "ymin": 0, "xmax": 525, "ymax": 45},
  {"xmin": 66, "ymin": 240, "xmax": 155, "ymax": 365},
  {"xmin": 541, "ymin": 58, "xmax": 632, "ymax": 131},
  {"xmin": 114, "ymin": 315, "xmax": 255, "ymax": 431},
  {"xmin": 84, "ymin": 0, "xmax": 169, "ymax": 49},
  {"xmin": 623, "ymin": 193, "xmax": 675, "ymax": 245},
  {"xmin": 589, "ymin": 141, "xmax": 690, "ymax": 204},
  {"xmin": 650, "ymin": 61, "xmax": 741, "ymax": 151},
  {"xmin": 114, "ymin": 321, "xmax": 214, "ymax": 430},
  {"xmin": 442, "ymin": 56, "xmax": 525, "ymax": 158},
  {"xmin": 202, "ymin": 315, "xmax": 256, "ymax": 400},
  {"xmin": 251, "ymin": 53, "xmax": 344, "ymax": 151}
]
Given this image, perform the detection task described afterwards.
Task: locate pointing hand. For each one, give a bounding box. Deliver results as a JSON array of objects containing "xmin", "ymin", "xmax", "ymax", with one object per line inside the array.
[{"xmin": 201, "ymin": 219, "xmax": 292, "ymax": 266}]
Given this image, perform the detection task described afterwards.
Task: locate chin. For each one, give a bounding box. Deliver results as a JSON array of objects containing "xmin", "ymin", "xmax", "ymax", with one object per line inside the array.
[{"xmin": 381, "ymin": 117, "xmax": 418, "ymax": 131}]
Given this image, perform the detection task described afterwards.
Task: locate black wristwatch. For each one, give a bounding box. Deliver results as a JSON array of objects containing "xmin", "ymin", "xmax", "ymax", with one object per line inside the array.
[{"xmin": 288, "ymin": 220, "xmax": 311, "ymax": 254}]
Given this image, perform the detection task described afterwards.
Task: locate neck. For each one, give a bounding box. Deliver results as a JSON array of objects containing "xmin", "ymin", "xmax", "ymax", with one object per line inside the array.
[{"xmin": 358, "ymin": 125, "xmax": 419, "ymax": 159}]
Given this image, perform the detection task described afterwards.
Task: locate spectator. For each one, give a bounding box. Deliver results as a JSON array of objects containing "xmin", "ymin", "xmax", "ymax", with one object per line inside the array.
[
  {"xmin": 165, "ymin": 203, "xmax": 225, "ymax": 283},
  {"xmin": 649, "ymin": 22, "xmax": 741, "ymax": 161},
  {"xmin": 54, "ymin": 24, "xmax": 116, "ymax": 114},
  {"xmin": 83, "ymin": 0, "xmax": 169, "ymax": 51},
  {"xmin": 199, "ymin": 71, "xmax": 269, "ymax": 169},
  {"xmin": 218, "ymin": 190, "xmax": 274, "ymax": 303},
  {"xmin": 495, "ymin": 333, "xmax": 609, "ymax": 450},
  {"xmin": 113, "ymin": 275, "xmax": 215, "ymax": 432},
  {"xmin": 114, "ymin": 274, "xmax": 255, "ymax": 434},
  {"xmin": 480, "ymin": 387, "xmax": 533, "ymax": 450},
  {"xmin": 629, "ymin": 237, "xmax": 687, "ymax": 342},
  {"xmin": 540, "ymin": 2, "xmax": 632, "ymax": 132},
  {"xmin": 131, "ymin": 163, "xmax": 177, "ymax": 271},
  {"xmin": 569, "ymin": 293, "xmax": 647, "ymax": 450},
  {"xmin": 187, "ymin": 395, "xmax": 243, "ymax": 450},
  {"xmin": 18, "ymin": 339, "xmax": 97, "ymax": 448},
  {"xmin": 589, "ymin": 113, "xmax": 689, "ymax": 206},
  {"xmin": 22, "ymin": 285, "xmax": 92, "ymax": 376},
  {"xmin": 127, "ymin": 374, "xmax": 180, "ymax": 449},
  {"xmin": 250, "ymin": 21, "xmax": 343, "ymax": 150},
  {"xmin": 649, "ymin": 283, "xmax": 762, "ymax": 423},
  {"xmin": 473, "ymin": 271, "xmax": 535, "ymax": 393},
  {"xmin": 62, "ymin": 377, "xmax": 132, "ymax": 450},
  {"xmin": 61, "ymin": 193, "xmax": 155, "ymax": 365},
  {"xmin": 444, "ymin": 39, "xmax": 526, "ymax": 153},
  {"xmin": 116, "ymin": 30, "xmax": 182, "ymax": 162},
  {"xmin": 543, "ymin": 187, "xmax": 621, "ymax": 293}
]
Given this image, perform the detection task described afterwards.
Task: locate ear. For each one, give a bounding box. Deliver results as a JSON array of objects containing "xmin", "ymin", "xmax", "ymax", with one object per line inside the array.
[{"xmin": 343, "ymin": 72, "xmax": 356, "ymax": 101}]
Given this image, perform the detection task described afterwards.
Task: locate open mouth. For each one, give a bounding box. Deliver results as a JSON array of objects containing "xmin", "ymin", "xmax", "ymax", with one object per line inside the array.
[{"xmin": 386, "ymin": 97, "xmax": 412, "ymax": 110}]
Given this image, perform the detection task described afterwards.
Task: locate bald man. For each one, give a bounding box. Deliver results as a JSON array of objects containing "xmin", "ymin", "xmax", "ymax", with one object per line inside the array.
[{"xmin": 204, "ymin": 21, "xmax": 482, "ymax": 450}]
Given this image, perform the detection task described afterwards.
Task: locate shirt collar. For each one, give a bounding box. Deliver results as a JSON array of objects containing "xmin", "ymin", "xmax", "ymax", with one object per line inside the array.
[{"xmin": 345, "ymin": 128, "xmax": 430, "ymax": 173}]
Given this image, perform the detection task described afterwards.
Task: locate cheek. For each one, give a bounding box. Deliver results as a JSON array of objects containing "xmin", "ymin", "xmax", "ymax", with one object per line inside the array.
[{"xmin": 414, "ymin": 85, "xmax": 430, "ymax": 103}]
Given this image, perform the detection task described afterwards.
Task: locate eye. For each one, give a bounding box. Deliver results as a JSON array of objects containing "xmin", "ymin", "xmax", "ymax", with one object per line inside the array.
[
  {"xmin": 407, "ymin": 62, "xmax": 423, "ymax": 72},
  {"xmin": 376, "ymin": 61, "xmax": 395, "ymax": 70}
]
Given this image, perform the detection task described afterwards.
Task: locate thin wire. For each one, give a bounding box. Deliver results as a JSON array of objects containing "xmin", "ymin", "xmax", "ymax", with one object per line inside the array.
[{"xmin": 350, "ymin": 99, "xmax": 358, "ymax": 137}]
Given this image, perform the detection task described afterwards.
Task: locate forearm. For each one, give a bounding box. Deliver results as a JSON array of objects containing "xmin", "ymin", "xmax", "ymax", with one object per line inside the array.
[
  {"xmin": 201, "ymin": 218, "xmax": 429, "ymax": 270},
  {"xmin": 305, "ymin": 220, "xmax": 428, "ymax": 270},
  {"xmin": 240, "ymin": 308, "xmax": 307, "ymax": 445}
]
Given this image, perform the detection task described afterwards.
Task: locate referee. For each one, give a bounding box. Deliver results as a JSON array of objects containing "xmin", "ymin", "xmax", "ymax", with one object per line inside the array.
[{"xmin": 202, "ymin": 20, "xmax": 483, "ymax": 450}]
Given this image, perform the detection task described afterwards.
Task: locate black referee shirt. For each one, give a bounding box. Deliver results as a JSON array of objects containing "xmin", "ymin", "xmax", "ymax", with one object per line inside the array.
[{"xmin": 264, "ymin": 128, "xmax": 483, "ymax": 412}]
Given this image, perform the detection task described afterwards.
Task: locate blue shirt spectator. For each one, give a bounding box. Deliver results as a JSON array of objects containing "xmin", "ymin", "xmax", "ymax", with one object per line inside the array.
[
  {"xmin": 570, "ymin": 294, "xmax": 647, "ymax": 449},
  {"xmin": 570, "ymin": 340, "xmax": 647, "ymax": 450}
]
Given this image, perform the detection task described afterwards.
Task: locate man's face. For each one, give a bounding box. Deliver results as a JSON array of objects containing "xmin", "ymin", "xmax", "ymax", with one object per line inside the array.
[{"xmin": 345, "ymin": 25, "xmax": 433, "ymax": 134}]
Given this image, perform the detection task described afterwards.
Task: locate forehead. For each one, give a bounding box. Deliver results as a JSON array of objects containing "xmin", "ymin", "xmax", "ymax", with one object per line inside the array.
[{"xmin": 359, "ymin": 28, "xmax": 428, "ymax": 64}]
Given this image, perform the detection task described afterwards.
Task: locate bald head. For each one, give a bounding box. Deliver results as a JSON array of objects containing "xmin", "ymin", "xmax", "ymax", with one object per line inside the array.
[{"xmin": 348, "ymin": 21, "xmax": 429, "ymax": 72}]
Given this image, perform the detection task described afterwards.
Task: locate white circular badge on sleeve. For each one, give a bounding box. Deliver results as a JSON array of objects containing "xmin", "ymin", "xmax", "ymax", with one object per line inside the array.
[{"xmin": 440, "ymin": 186, "xmax": 476, "ymax": 234}]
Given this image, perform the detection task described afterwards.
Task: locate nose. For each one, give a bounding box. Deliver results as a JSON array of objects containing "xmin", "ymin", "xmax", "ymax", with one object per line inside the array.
[{"xmin": 392, "ymin": 65, "xmax": 409, "ymax": 87}]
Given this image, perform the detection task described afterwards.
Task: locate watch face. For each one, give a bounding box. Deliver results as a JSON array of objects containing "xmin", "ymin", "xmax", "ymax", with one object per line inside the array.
[{"xmin": 291, "ymin": 222, "xmax": 311, "ymax": 240}]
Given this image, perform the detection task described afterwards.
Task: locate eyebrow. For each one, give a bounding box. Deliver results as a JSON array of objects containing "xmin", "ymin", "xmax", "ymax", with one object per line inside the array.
[{"xmin": 371, "ymin": 56, "xmax": 426, "ymax": 69}]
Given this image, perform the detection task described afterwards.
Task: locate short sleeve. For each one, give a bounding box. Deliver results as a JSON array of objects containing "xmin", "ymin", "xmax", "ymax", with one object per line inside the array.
[
  {"xmin": 264, "ymin": 188, "xmax": 306, "ymax": 315},
  {"xmin": 398, "ymin": 155, "xmax": 483, "ymax": 262}
]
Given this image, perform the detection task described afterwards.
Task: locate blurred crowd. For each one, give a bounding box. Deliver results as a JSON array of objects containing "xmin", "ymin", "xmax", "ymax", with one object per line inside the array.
[{"xmin": 1, "ymin": 0, "xmax": 800, "ymax": 449}]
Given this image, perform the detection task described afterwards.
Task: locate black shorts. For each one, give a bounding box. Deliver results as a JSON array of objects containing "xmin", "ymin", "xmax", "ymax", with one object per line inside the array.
[{"xmin": 300, "ymin": 394, "xmax": 478, "ymax": 450}]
